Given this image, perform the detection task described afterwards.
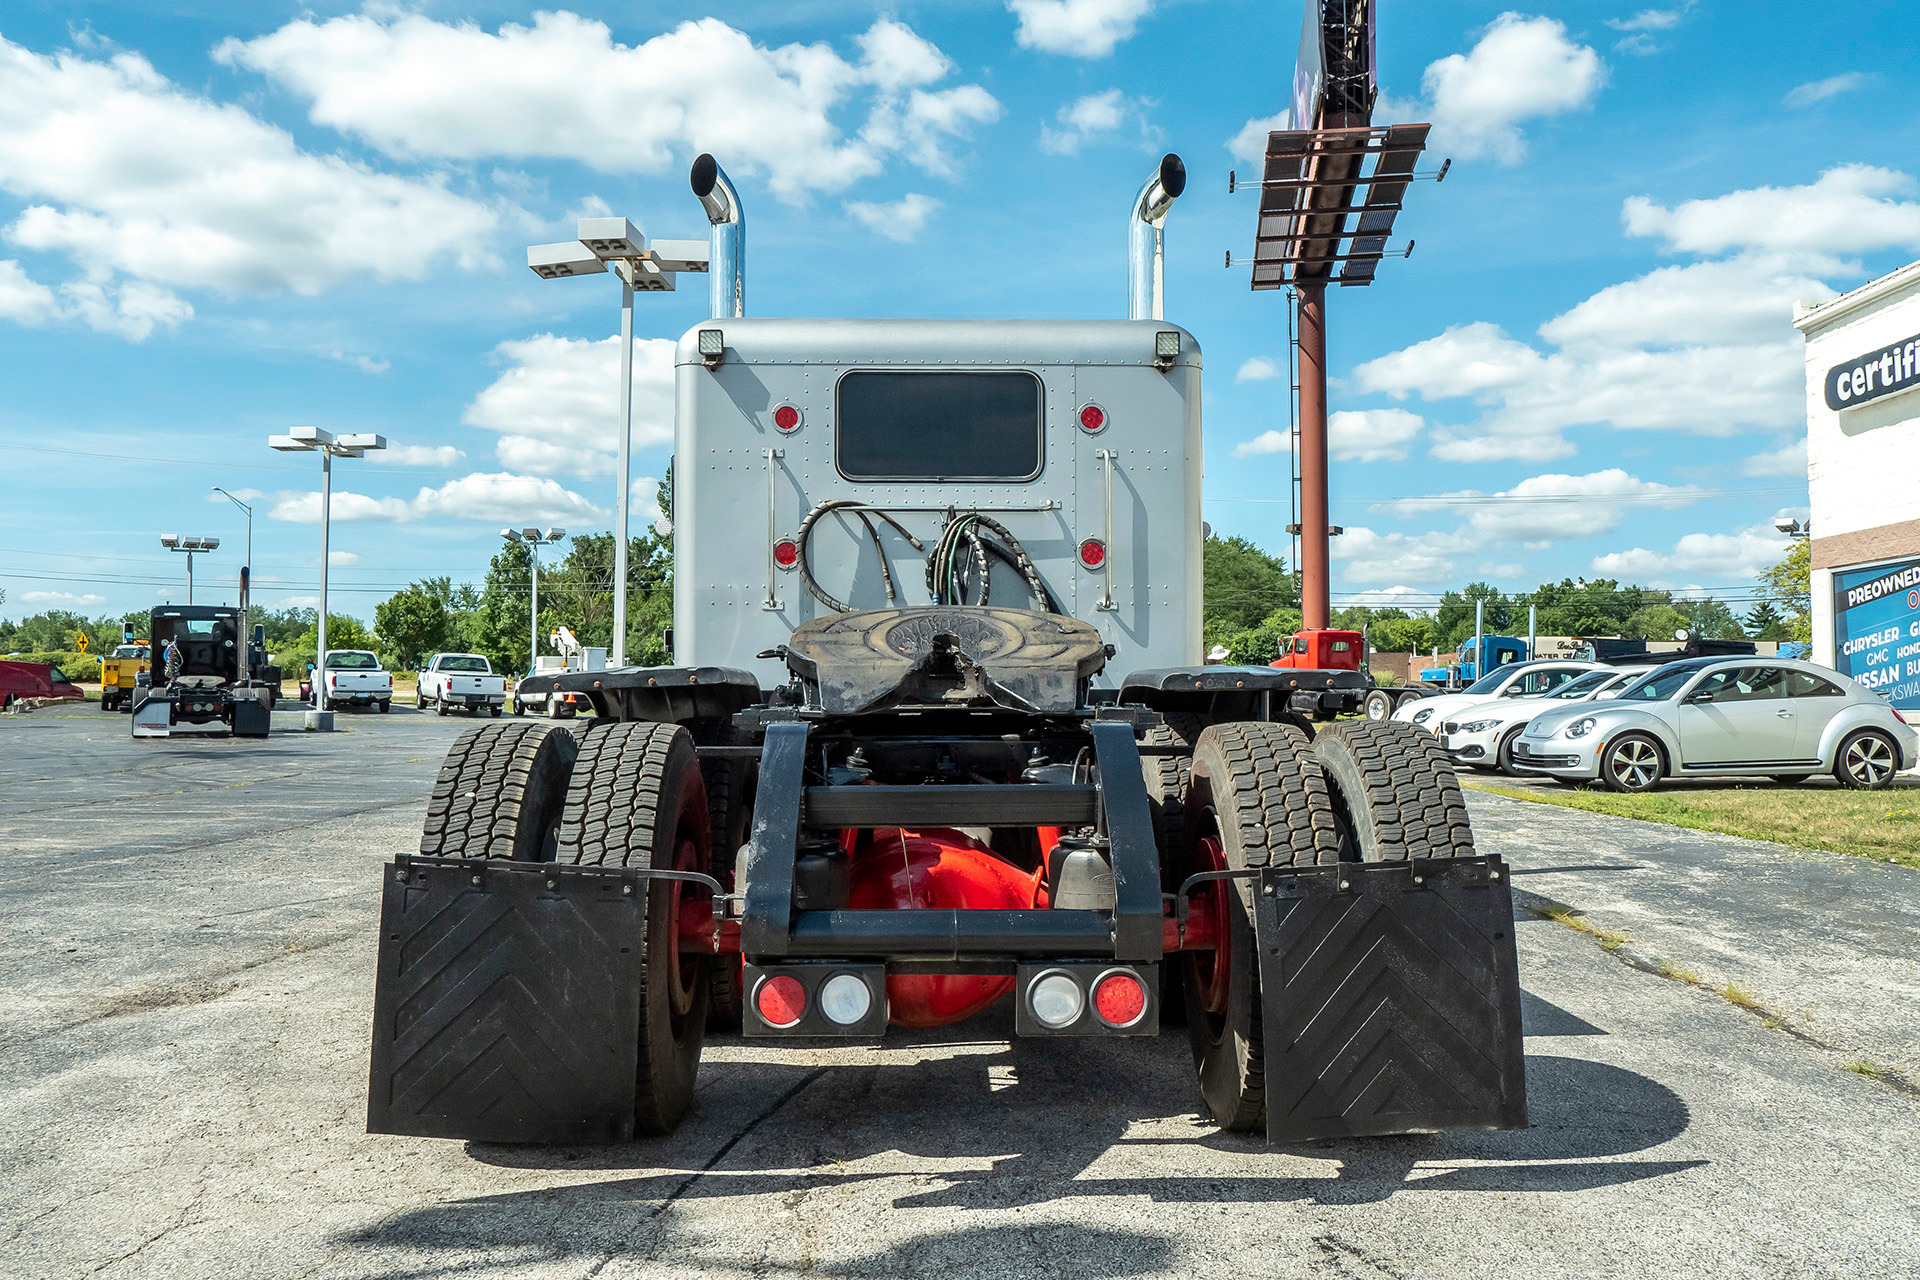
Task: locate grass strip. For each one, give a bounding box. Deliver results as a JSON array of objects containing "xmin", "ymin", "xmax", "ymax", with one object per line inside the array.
[{"xmin": 1465, "ymin": 779, "xmax": 1920, "ymax": 869}]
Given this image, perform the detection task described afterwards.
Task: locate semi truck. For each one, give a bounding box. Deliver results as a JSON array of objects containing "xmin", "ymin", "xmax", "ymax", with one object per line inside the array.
[
  {"xmin": 364, "ymin": 154, "xmax": 1525, "ymax": 1148},
  {"xmin": 131, "ymin": 605, "xmax": 271, "ymax": 738}
]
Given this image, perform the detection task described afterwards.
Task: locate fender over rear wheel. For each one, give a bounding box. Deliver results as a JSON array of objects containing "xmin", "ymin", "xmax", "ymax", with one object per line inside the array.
[
  {"xmin": 556, "ymin": 721, "xmax": 712, "ymax": 1134},
  {"xmin": 1181, "ymin": 722, "xmax": 1339, "ymax": 1132}
]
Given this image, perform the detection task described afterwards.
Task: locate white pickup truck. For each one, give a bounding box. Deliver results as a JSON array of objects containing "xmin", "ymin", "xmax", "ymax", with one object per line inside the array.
[
  {"xmin": 418, "ymin": 653, "xmax": 506, "ymax": 717},
  {"xmin": 319, "ymin": 650, "xmax": 392, "ymax": 713}
]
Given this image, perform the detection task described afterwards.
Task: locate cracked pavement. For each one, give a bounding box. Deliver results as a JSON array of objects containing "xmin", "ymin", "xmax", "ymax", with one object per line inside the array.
[{"xmin": 3, "ymin": 708, "xmax": 1917, "ymax": 1278}]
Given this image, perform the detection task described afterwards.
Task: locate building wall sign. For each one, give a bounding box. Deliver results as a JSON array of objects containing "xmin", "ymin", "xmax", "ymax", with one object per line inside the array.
[
  {"xmin": 1825, "ymin": 333, "xmax": 1920, "ymax": 410},
  {"xmin": 1832, "ymin": 554, "xmax": 1920, "ymax": 708}
]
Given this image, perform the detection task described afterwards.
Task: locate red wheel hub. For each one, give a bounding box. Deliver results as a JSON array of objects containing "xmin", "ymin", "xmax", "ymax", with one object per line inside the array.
[
  {"xmin": 666, "ymin": 834, "xmax": 702, "ymax": 1018},
  {"xmin": 1190, "ymin": 835, "xmax": 1231, "ymax": 1016}
]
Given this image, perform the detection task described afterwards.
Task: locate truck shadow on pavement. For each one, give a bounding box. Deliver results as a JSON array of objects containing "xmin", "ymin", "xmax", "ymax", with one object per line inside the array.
[{"xmin": 344, "ymin": 1014, "xmax": 1700, "ymax": 1268}]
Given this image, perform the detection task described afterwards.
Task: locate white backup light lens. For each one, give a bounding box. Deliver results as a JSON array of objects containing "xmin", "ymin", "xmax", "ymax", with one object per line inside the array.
[
  {"xmin": 819, "ymin": 973, "xmax": 872, "ymax": 1025},
  {"xmin": 1029, "ymin": 972, "xmax": 1084, "ymax": 1029}
]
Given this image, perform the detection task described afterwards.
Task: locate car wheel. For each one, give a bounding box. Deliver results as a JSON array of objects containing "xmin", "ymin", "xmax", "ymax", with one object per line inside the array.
[
  {"xmin": 436, "ymin": 699, "xmax": 449, "ymax": 717},
  {"xmin": 1599, "ymin": 733, "xmax": 1664, "ymax": 793},
  {"xmin": 1363, "ymin": 689, "xmax": 1395, "ymax": 721},
  {"xmin": 1496, "ymin": 727, "xmax": 1527, "ymax": 776},
  {"xmin": 1835, "ymin": 730, "xmax": 1898, "ymax": 791},
  {"xmin": 379, "ymin": 700, "xmax": 391, "ymax": 714}
]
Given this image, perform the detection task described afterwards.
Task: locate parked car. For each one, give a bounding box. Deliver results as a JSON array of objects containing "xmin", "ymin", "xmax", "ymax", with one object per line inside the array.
[
  {"xmin": 1435, "ymin": 665, "xmax": 1659, "ymax": 775},
  {"xmin": 1392, "ymin": 659, "xmax": 1604, "ymax": 735},
  {"xmin": 0, "ymin": 660, "xmax": 83, "ymax": 709},
  {"xmin": 313, "ymin": 650, "xmax": 392, "ymax": 713},
  {"xmin": 418, "ymin": 653, "xmax": 506, "ymax": 717},
  {"xmin": 1512, "ymin": 657, "xmax": 1917, "ymax": 792}
]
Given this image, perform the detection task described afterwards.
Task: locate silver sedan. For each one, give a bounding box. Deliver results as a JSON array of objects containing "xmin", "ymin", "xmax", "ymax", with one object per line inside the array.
[{"xmin": 1511, "ymin": 657, "xmax": 1917, "ymax": 792}]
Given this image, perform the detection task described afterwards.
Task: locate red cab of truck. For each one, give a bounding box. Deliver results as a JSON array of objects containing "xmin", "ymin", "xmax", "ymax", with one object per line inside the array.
[
  {"xmin": 1269, "ymin": 629, "xmax": 1364, "ymax": 672},
  {"xmin": 0, "ymin": 660, "xmax": 84, "ymax": 708}
]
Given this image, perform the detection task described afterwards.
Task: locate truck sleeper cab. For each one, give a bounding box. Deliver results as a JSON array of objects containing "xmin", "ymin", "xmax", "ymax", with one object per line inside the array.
[{"xmin": 368, "ymin": 157, "xmax": 1523, "ymax": 1153}]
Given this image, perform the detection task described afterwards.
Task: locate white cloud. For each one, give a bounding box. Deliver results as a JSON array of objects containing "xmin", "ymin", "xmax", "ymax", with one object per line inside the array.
[
  {"xmin": 1785, "ymin": 73, "xmax": 1868, "ymax": 108},
  {"xmin": 1236, "ymin": 356, "xmax": 1281, "ymax": 383},
  {"xmin": 1329, "ymin": 409, "xmax": 1424, "ymax": 463},
  {"xmin": 846, "ymin": 193, "xmax": 941, "ymax": 242},
  {"xmin": 268, "ymin": 473, "xmax": 606, "ymax": 525},
  {"xmin": 325, "ymin": 350, "xmax": 391, "ymax": 374},
  {"xmin": 0, "ymin": 34, "xmax": 501, "ymax": 328},
  {"xmin": 1591, "ymin": 524, "xmax": 1791, "ymax": 587},
  {"xmin": 219, "ymin": 15, "xmax": 998, "ymax": 203},
  {"xmin": 1331, "ymin": 527, "xmax": 1467, "ymax": 584},
  {"xmin": 1009, "ymin": 0, "xmax": 1154, "ymax": 59},
  {"xmin": 279, "ymin": 595, "xmax": 320, "ymax": 608},
  {"xmin": 1039, "ymin": 89, "xmax": 1151, "ymax": 154},
  {"xmin": 1624, "ymin": 165, "xmax": 1920, "ymax": 261},
  {"xmin": 1231, "ymin": 430, "xmax": 1287, "ymax": 459},
  {"xmin": 328, "ymin": 551, "xmax": 360, "ymax": 567},
  {"xmin": 0, "ymin": 260, "xmax": 58, "ymax": 325},
  {"xmin": 1227, "ymin": 111, "xmax": 1289, "ymax": 168},
  {"xmin": 1540, "ymin": 255, "xmax": 1834, "ymax": 350},
  {"xmin": 1741, "ymin": 438, "xmax": 1807, "ymax": 477},
  {"xmin": 1384, "ymin": 469, "xmax": 1699, "ymax": 545},
  {"xmin": 378, "ymin": 444, "xmax": 467, "ymax": 467},
  {"xmin": 20, "ymin": 590, "xmax": 105, "ymax": 606},
  {"xmin": 1338, "ymin": 586, "xmax": 1432, "ymax": 612},
  {"xmin": 1413, "ymin": 14, "xmax": 1605, "ymax": 164},
  {"xmin": 1607, "ymin": 5, "xmax": 1692, "ymax": 33},
  {"xmin": 462, "ymin": 334, "xmax": 676, "ymax": 475}
]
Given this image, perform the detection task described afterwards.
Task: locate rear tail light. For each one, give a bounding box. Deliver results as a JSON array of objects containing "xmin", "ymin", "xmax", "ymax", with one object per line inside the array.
[
  {"xmin": 773, "ymin": 538, "xmax": 800, "ymax": 569},
  {"xmin": 755, "ymin": 975, "xmax": 806, "ymax": 1028},
  {"xmin": 1077, "ymin": 403, "xmax": 1107, "ymax": 433},
  {"xmin": 1896, "ymin": 709, "xmax": 1909, "ymax": 724},
  {"xmin": 772, "ymin": 403, "xmax": 801, "ymax": 433},
  {"xmin": 1077, "ymin": 538, "xmax": 1107, "ymax": 570},
  {"xmin": 1092, "ymin": 970, "xmax": 1147, "ymax": 1028}
]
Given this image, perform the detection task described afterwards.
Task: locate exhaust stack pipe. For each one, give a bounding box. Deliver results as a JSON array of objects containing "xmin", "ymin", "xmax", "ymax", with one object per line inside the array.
[
  {"xmin": 1128, "ymin": 153, "xmax": 1186, "ymax": 321},
  {"xmin": 691, "ymin": 153, "xmax": 744, "ymax": 318}
]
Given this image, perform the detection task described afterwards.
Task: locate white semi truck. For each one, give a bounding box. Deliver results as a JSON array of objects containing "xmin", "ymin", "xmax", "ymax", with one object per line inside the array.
[{"xmin": 366, "ymin": 153, "xmax": 1524, "ymax": 1149}]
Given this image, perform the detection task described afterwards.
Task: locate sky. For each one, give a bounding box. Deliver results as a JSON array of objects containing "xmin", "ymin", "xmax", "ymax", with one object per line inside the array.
[{"xmin": 3, "ymin": 0, "xmax": 1918, "ymax": 624}]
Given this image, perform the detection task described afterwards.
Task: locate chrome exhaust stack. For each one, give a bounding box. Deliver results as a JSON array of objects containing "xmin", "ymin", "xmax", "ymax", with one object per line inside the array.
[
  {"xmin": 691, "ymin": 153, "xmax": 745, "ymax": 318},
  {"xmin": 1128, "ymin": 153, "xmax": 1186, "ymax": 321}
]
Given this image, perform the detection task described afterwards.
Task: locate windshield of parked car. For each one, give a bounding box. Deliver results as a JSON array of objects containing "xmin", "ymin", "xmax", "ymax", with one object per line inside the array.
[
  {"xmin": 112, "ymin": 645, "xmax": 147, "ymax": 658},
  {"xmin": 439, "ymin": 656, "xmax": 490, "ymax": 673},
  {"xmin": 1461, "ymin": 668, "xmax": 1516, "ymax": 696},
  {"xmin": 1547, "ymin": 670, "xmax": 1616, "ymax": 700},
  {"xmin": 326, "ymin": 652, "xmax": 380, "ymax": 670},
  {"xmin": 1616, "ymin": 662, "xmax": 1706, "ymax": 701}
]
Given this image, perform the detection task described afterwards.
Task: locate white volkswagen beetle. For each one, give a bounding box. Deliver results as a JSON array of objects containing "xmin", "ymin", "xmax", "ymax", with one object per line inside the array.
[
  {"xmin": 1434, "ymin": 665, "xmax": 1658, "ymax": 775},
  {"xmin": 1512, "ymin": 657, "xmax": 1917, "ymax": 792}
]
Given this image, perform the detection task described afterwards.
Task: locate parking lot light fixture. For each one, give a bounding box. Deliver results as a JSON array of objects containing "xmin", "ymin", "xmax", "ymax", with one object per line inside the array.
[
  {"xmin": 160, "ymin": 535, "xmax": 219, "ymax": 604},
  {"xmin": 269, "ymin": 428, "xmax": 387, "ymax": 709},
  {"xmin": 504, "ymin": 527, "xmax": 567, "ymax": 676},
  {"xmin": 1774, "ymin": 517, "xmax": 1812, "ymax": 539}
]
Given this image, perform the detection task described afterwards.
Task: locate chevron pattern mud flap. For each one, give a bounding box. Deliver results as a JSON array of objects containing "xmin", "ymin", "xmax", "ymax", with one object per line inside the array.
[
  {"xmin": 1253, "ymin": 856, "xmax": 1527, "ymax": 1143},
  {"xmin": 367, "ymin": 856, "xmax": 645, "ymax": 1143}
]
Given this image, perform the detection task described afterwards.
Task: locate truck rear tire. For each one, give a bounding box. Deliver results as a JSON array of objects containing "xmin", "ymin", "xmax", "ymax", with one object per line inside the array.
[
  {"xmin": 1181, "ymin": 722, "xmax": 1339, "ymax": 1132},
  {"xmin": 1142, "ymin": 712, "xmax": 1206, "ymax": 1029},
  {"xmin": 692, "ymin": 717, "xmax": 754, "ymax": 1030},
  {"xmin": 1362, "ymin": 689, "xmax": 1395, "ymax": 721},
  {"xmin": 556, "ymin": 722, "xmax": 711, "ymax": 1133},
  {"xmin": 418, "ymin": 721, "xmax": 579, "ymax": 862},
  {"xmin": 1311, "ymin": 720, "xmax": 1475, "ymax": 862}
]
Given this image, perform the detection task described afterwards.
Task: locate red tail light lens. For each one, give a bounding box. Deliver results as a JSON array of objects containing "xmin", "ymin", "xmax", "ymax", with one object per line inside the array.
[
  {"xmin": 1078, "ymin": 403, "xmax": 1107, "ymax": 433},
  {"xmin": 773, "ymin": 404, "xmax": 801, "ymax": 432},
  {"xmin": 756, "ymin": 975, "xmax": 806, "ymax": 1028},
  {"xmin": 773, "ymin": 538, "xmax": 799, "ymax": 569},
  {"xmin": 1093, "ymin": 971, "xmax": 1146, "ymax": 1027},
  {"xmin": 1077, "ymin": 538, "xmax": 1106, "ymax": 569}
]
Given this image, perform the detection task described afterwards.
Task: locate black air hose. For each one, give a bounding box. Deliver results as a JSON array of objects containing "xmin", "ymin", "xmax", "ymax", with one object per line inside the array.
[{"xmin": 791, "ymin": 501, "xmax": 1058, "ymax": 614}]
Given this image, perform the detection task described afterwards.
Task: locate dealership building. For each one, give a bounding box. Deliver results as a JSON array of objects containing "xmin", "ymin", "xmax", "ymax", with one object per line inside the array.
[{"xmin": 1796, "ymin": 260, "xmax": 1920, "ymax": 710}]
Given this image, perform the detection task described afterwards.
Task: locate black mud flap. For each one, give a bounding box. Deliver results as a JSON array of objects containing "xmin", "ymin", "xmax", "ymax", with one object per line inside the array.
[
  {"xmin": 367, "ymin": 856, "xmax": 645, "ymax": 1143},
  {"xmin": 1254, "ymin": 856, "xmax": 1527, "ymax": 1143}
]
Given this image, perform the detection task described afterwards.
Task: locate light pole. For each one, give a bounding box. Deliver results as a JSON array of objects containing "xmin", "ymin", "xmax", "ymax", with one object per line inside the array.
[
  {"xmin": 268, "ymin": 427, "xmax": 387, "ymax": 709},
  {"xmin": 528, "ymin": 216, "xmax": 707, "ymax": 666},
  {"xmin": 159, "ymin": 535, "xmax": 219, "ymax": 603},
  {"xmin": 502, "ymin": 527, "xmax": 566, "ymax": 674},
  {"xmin": 212, "ymin": 487, "xmax": 253, "ymax": 636}
]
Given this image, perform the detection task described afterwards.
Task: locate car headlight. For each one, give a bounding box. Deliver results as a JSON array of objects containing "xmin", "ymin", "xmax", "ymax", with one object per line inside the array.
[
  {"xmin": 1565, "ymin": 717, "xmax": 1597, "ymax": 739},
  {"xmin": 1411, "ymin": 708, "xmax": 1434, "ymax": 724},
  {"xmin": 1458, "ymin": 718, "xmax": 1501, "ymax": 733}
]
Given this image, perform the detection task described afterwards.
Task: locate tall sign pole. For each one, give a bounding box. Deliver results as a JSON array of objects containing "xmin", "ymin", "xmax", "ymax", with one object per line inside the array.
[{"xmin": 1296, "ymin": 286, "xmax": 1331, "ymax": 629}]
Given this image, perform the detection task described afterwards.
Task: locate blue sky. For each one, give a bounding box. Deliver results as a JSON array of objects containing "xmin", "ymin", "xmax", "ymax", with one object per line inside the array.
[{"xmin": 3, "ymin": 0, "xmax": 1917, "ymax": 623}]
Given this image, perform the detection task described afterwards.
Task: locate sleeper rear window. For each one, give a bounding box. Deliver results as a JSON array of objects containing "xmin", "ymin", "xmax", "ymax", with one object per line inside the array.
[{"xmin": 836, "ymin": 371, "xmax": 1043, "ymax": 481}]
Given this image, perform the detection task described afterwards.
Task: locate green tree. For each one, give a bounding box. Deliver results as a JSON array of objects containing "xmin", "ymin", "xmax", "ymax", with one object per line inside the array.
[
  {"xmin": 1435, "ymin": 583, "xmax": 1514, "ymax": 649},
  {"xmin": 1203, "ymin": 534, "xmax": 1295, "ymax": 633},
  {"xmin": 1674, "ymin": 596, "xmax": 1745, "ymax": 640},
  {"xmin": 374, "ymin": 584, "xmax": 450, "ymax": 669},
  {"xmin": 1205, "ymin": 605, "xmax": 1303, "ymax": 666},
  {"xmin": 282, "ymin": 614, "xmax": 374, "ymax": 672},
  {"xmin": 1623, "ymin": 603, "xmax": 1692, "ymax": 642},
  {"xmin": 1370, "ymin": 613, "xmax": 1435, "ymax": 655},
  {"xmin": 1756, "ymin": 540, "xmax": 1811, "ymax": 643},
  {"xmin": 1742, "ymin": 600, "xmax": 1791, "ymax": 641}
]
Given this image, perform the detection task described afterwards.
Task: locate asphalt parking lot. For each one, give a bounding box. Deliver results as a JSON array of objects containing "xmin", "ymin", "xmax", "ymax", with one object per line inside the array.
[{"xmin": 4, "ymin": 706, "xmax": 1917, "ymax": 1279}]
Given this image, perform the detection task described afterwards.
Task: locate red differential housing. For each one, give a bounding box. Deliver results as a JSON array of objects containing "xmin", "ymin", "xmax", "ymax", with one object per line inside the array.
[{"xmin": 847, "ymin": 827, "xmax": 1043, "ymax": 1027}]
